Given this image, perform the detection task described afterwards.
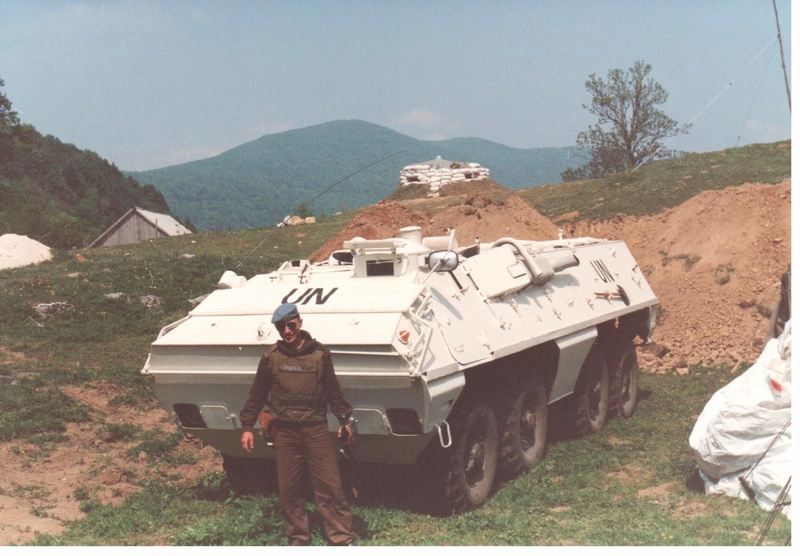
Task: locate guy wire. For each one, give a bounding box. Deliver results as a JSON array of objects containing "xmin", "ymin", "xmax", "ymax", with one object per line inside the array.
[
  {"xmin": 736, "ymin": 40, "xmax": 779, "ymax": 147},
  {"xmin": 635, "ymin": 36, "xmax": 778, "ymax": 170},
  {"xmin": 233, "ymin": 149, "xmax": 408, "ymax": 271},
  {"xmin": 305, "ymin": 149, "xmax": 408, "ymax": 208}
]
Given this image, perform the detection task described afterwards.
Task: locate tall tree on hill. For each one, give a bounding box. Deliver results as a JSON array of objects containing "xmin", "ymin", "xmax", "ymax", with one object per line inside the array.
[
  {"xmin": 0, "ymin": 77, "xmax": 20, "ymax": 169},
  {"xmin": 0, "ymin": 77, "xmax": 17, "ymax": 127},
  {"xmin": 562, "ymin": 61, "xmax": 689, "ymax": 181}
]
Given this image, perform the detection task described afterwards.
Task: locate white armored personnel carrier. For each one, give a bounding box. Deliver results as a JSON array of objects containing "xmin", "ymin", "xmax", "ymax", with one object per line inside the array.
[{"xmin": 142, "ymin": 226, "xmax": 658, "ymax": 513}]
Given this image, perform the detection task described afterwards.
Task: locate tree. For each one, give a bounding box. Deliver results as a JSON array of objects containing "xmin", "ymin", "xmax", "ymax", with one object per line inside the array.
[
  {"xmin": 0, "ymin": 77, "xmax": 18, "ymax": 128},
  {"xmin": 0, "ymin": 77, "xmax": 21, "ymax": 143},
  {"xmin": 0, "ymin": 77, "xmax": 21, "ymax": 174},
  {"xmin": 562, "ymin": 61, "xmax": 689, "ymax": 181},
  {"xmin": 295, "ymin": 202, "xmax": 313, "ymax": 219}
]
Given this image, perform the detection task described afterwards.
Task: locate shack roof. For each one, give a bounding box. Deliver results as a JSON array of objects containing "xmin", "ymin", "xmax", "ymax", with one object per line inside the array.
[{"xmin": 89, "ymin": 207, "xmax": 191, "ymax": 247}]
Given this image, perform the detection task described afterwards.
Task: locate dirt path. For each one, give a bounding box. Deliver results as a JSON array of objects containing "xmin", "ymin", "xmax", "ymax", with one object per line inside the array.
[{"xmin": 0, "ymin": 380, "xmax": 221, "ymax": 545}]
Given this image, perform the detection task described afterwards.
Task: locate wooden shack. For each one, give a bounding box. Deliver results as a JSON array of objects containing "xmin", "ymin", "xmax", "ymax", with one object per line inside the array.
[{"xmin": 89, "ymin": 207, "xmax": 192, "ymax": 248}]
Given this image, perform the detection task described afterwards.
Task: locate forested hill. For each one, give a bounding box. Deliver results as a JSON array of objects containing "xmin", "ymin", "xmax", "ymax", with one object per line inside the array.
[
  {"xmin": 128, "ymin": 120, "xmax": 578, "ymax": 231},
  {"xmin": 0, "ymin": 126, "xmax": 175, "ymax": 250}
]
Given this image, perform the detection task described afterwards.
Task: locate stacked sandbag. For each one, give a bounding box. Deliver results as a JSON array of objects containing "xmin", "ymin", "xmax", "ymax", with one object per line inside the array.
[{"xmin": 398, "ymin": 158, "xmax": 490, "ymax": 193}]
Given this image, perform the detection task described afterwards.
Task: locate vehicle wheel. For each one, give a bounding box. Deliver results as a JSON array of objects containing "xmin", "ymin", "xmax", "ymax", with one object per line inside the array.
[
  {"xmin": 765, "ymin": 270, "xmax": 791, "ymax": 342},
  {"xmin": 222, "ymin": 455, "xmax": 277, "ymax": 495},
  {"xmin": 500, "ymin": 376, "xmax": 548, "ymax": 478},
  {"xmin": 443, "ymin": 403, "xmax": 499, "ymax": 513},
  {"xmin": 615, "ymin": 345, "xmax": 640, "ymax": 418},
  {"xmin": 573, "ymin": 343, "xmax": 610, "ymax": 435}
]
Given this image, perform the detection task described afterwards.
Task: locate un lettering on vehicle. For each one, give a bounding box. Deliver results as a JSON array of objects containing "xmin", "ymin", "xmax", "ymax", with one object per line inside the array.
[{"xmin": 282, "ymin": 287, "xmax": 339, "ymax": 305}]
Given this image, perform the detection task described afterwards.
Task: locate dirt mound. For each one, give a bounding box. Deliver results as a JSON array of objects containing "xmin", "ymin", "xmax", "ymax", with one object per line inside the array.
[
  {"xmin": 313, "ymin": 181, "xmax": 791, "ymax": 374},
  {"xmin": 438, "ymin": 178, "xmax": 509, "ymax": 197},
  {"xmin": 310, "ymin": 194, "xmax": 560, "ymax": 262},
  {"xmin": 571, "ymin": 180, "xmax": 791, "ymax": 372},
  {"xmin": 388, "ymin": 178, "xmax": 508, "ymax": 202},
  {"xmin": 310, "ymin": 201, "xmax": 428, "ymax": 262},
  {"xmin": 427, "ymin": 194, "xmax": 560, "ymax": 246}
]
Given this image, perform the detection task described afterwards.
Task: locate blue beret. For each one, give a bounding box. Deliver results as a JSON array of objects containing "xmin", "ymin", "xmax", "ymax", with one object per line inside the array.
[{"xmin": 271, "ymin": 303, "xmax": 299, "ymax": 324}]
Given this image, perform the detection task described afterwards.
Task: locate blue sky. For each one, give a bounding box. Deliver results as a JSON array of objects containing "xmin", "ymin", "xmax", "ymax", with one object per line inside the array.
[{"xmin": 1, "ymin": 0, "xmax": 793, "ymax": 171}]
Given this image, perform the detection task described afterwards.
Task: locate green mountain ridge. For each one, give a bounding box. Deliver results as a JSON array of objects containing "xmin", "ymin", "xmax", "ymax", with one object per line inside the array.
[{"xmin": 128, "ymin": 120, "xmax": 580, "ymax": 231}]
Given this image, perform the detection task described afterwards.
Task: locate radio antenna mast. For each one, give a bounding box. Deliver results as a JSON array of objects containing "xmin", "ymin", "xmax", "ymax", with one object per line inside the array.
[{"xmin": 772, "ymin": 0, "xmax": 791, "ymax": 113}]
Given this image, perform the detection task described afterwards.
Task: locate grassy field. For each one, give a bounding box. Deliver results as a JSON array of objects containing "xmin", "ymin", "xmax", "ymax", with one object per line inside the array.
[
  {"xmin": 12, "ymin": 365, "xmax": 792, "ymax": 546},
  {"xmin": 0, "ymin": 143, "xmax": 792, "ymax": 546},
  {"xmin": 518, "ymin": 140, "xmax": 791, "ymax": 222}
]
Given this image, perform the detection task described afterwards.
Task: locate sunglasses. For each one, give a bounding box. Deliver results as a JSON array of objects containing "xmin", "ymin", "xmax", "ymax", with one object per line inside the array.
[{"xmin": 275, "ymin": 320, "xmax": 299, "ymax": 333}]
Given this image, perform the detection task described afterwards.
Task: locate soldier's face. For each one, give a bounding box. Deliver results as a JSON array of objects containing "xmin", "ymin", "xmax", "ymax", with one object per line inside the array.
[{"xmin": 277, "ymin": 317, "xmax": 302, "ymax": 346}]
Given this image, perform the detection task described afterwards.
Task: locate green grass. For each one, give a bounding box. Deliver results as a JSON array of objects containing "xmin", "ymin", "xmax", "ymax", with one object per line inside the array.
[
  {"xmin": 0, "ymin": 381, "xmax": 91, "ymax": 441},
  {"xmin": 518, "ymin": 141, "xmax": 790, "ymax": 222},
  {"xmin": 18, "ymin": 365, "xmax": 791, "ymax": 546},
  {"xmin": 0, "ymin": 211, "xmax": 357, "ymax": 441},
  {"xmin": 125, "ymin": 429, "xmax": 195, "ymax": 466},
  {"xmin": 0, "ymin": 145, "xmax": 792, "ymax": 545}
]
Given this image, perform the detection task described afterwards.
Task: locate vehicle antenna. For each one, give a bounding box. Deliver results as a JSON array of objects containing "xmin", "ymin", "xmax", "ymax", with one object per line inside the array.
[
  {"xmin": 233, "ymin": 149, "xmax": 408, "ymax": 271},
  {"xmin": 304, "ymin": 149, "xmax": 408, "ymax": 208},
  {"xmin": 771, "ymin": 0, "xmax": 790, "ymax": 113}
]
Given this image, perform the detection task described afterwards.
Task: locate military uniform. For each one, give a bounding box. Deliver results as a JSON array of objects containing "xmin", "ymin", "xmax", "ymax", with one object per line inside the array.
[{"xmin": 240, "ymin": 327, "xmax": 355, "ymax": 546}]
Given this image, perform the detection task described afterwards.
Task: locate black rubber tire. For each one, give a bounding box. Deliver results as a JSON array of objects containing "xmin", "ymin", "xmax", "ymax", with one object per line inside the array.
[
  {"xmin": 765, "ymin": 270, "xmax": 791, "ymax": 342},
  {"xmin": 573, "ymin": 343, "xmax": 610, "ymax": 435},
  {"xmin": 500, "ymin": 377, "xmax": 548, "ymax": 478},
  {"xmin": 222, "ymin": 455, "xmax": 278, "ymax": 495},
  {"xmin": 443, "ymin": 403, "xmax": 499, "ymax": 513},
  {"xmin": 615, "ymin": 345, "xmax": 640, "ymax": 418}
]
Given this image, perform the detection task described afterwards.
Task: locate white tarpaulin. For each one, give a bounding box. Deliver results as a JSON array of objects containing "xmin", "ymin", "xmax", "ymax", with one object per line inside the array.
[{"xmin": 689, "ymin": 321, "xmax": 792, "ymax": 518}]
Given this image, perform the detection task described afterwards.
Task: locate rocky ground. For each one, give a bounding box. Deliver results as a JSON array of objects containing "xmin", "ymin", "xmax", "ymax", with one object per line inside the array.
[{"xmin": 0, "ymin": 179, "xmax": 791, "ymax": 544}]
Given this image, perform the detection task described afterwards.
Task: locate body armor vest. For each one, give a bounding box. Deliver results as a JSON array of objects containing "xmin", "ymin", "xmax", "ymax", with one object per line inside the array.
[{"xmin": 268, "ymin": 345, "xmax": 328, "ymax": 423}]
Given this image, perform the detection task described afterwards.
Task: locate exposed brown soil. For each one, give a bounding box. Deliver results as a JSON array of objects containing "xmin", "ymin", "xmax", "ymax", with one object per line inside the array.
[
  {"xmin": 310, "ymin": 194, "xmax": 560, "ymax": 262},
  {"xmin": 582, "ymin": 181, "xmax": 791, "ymax": 372},
  {"xmin": 313, "ymin": 180, "xmax": 792, "ymax": 374},
  {"xmin": 0, "ymin": 381, "xmax": 222, "ymax": 544},
  {"xmin": 0, "ymin": 179, "xmax": 791, "ymax": 544}
]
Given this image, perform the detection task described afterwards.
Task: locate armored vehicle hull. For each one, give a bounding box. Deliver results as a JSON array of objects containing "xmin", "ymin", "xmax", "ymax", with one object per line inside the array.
[{"xmin": 142, "ymin": 228, "xmax": 658, "ymax": 512}]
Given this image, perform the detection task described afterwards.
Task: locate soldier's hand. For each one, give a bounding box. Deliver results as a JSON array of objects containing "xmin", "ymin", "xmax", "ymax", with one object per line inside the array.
[
  {"xmin": 257, "ymin": 411, "xmax": 272, "ymax": 437},
  {"xmin": 241, "ymin": 431, "xmax": 255, "ymax": 453},
  {"xmin": 338, "ymin": 423, "xmax": 354, "ymax": 446}
]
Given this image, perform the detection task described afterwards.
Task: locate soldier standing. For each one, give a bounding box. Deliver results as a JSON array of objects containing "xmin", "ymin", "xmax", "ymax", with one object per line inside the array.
[{"xmin": 240, "ymin": 303, "xmax": 356, "ymax": 546}]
